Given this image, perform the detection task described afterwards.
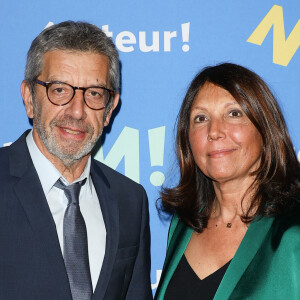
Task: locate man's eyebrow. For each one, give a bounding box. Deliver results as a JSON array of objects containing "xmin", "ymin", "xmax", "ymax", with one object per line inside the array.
[{"xmin": 44, "ymin": 78, "xmax": 108, "ymax": 88}]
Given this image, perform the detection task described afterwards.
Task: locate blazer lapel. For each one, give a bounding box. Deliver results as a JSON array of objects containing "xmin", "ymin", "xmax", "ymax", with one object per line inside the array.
[
  {"xmin": 214, "ymin": 217, "xmax": 274, "ymax": 300},
  {"xmin": 156, "ymin": 215, "xmax": 274, "ymax": 300},
  {"xmin": 155, "ymin": 220, "xmax": 193, "ymax": 300},
  {"xmin": 9, "ymin": 132, "xmax": 71, "ymax": 294},
  {"xmin": 91, "ymin": 161, "xmax": 119, "ymax": 300}
]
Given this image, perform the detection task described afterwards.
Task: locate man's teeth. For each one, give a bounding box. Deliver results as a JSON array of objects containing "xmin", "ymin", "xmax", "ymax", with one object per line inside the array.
[{"xmin": 64, "ymin": 128, "xmax": 81, "ymax": 135}]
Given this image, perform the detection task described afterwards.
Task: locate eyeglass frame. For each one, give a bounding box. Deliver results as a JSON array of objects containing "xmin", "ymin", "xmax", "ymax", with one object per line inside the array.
[{"xmin": 35, "ymin": 79, "xmax": 115, "ymax": 111}]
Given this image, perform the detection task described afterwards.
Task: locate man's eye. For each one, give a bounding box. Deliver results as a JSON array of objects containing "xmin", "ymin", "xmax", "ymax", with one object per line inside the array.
[
  {"xmin": 87, "ymin": 89, "xmax": 105, "ymax": 98},
  {"xmin": 49, "ymin": 84, "xmax": 68, "ymax": 95},
  {"xmin": 90, "ymin": 90, "xmax": 101, "ymax": 97},
  {"xmin": 54, "ymin": 88, "xmax": 65, "ymax": 94}
]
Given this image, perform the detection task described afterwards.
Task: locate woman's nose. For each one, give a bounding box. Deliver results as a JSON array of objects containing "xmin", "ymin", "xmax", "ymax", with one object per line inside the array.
[{"xmin": 207, "ymin": 118, "xmax": 226, "ymax": 141}]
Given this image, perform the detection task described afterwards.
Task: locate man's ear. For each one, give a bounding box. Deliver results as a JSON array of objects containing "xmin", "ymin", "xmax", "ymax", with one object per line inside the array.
[
  {"xmin": 104, "ymin": 93, "xmax": 120, "ymax": 126},
  {"xmin": 21, "ymin": 80, "xmax": 34, "ymax": 119}
]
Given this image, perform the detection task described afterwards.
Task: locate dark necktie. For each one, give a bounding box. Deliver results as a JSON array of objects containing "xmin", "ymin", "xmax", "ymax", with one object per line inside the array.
[{"xmin": 55, "ymin": 178, "xmax": 93, "ymax": 300}]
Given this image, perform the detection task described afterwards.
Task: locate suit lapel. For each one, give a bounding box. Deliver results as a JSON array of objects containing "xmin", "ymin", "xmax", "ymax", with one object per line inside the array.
[
  {"xmin": 155, "ymin": 219, "xmax": 193, "ymax": 300},
  {"xmin": 214, "ymin": 217, "xmax": 274, "ymax": 300},
  {"xmin": 156, "ymin": 215, "xmax": 274, "ymax": 300},
  {"xmin": 91, "ymin": 161, "xmax": 119, "ymax": 300},
  {"xmin": 9, "ymin": 132, "xmax": 71, "ymax": 294}
]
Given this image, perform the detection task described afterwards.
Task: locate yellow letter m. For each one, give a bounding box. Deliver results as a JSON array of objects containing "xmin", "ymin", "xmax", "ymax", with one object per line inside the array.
[{"xmin": 247, "ymin": 5, "xmax": 300, "ymax": 66}]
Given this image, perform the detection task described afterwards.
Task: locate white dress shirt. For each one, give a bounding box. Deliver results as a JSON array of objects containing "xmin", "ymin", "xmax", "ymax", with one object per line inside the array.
[{"xmin": 26, "ymin": 130, "xmax": 106, "ymax": 291}]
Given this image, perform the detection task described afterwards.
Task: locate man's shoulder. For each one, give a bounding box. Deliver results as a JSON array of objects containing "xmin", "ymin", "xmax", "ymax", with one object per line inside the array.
[
  {"xmin": 92, "ymin": 158, "xmax": 144, "ymax": 193},
  {"xmin": 0, "ymin": 145, "xmax": 11, "ymax": 173},
  {"xmin": 0, "ymin": 131, "xmax": 31, "ymax": 177},
  {"xmin": 91, "ymin": 159, "xmax": 148, "ymax": 213},
  {"xmin": 0, "ymin": 144, "xmax": 10, "ymax": 156},
  {"xmin": 0, "ymin": 145, "xmax": 19, "ymax": 188}
]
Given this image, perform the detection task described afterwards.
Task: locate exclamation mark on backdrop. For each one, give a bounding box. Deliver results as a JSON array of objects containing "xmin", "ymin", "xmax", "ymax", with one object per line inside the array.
[
  {"xmin": 148, "ymin": 126, "xmax": 166, "ymax": 186},
  {"xmin": 181, "ymin": 22, "xmax": 190, "ymax": 52}
]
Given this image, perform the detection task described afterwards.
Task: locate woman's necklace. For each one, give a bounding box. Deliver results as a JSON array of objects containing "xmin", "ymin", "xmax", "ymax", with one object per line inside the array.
[
  {"xmin": 214, "ymin": 222, "xmax": 232, "ymax": 228},
  {"xmin": 213, "ymin": 209, "xmax": 233, "ymax": 228}
]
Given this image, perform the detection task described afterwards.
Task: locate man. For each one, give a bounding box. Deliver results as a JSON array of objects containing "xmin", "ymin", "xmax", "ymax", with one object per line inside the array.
[{"xmin": 0, "ymin": 21, "xmax": 152, "ymax": 300}]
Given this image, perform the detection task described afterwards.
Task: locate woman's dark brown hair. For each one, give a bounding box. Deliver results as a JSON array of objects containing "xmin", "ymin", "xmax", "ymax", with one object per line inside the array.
[{"xmin": 159, "ymin": 63, "xmax": 300, "ymax": 232}]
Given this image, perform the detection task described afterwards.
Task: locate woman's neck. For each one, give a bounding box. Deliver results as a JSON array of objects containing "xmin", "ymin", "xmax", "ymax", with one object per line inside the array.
[{"xmin": 211, "ymin": 177, "xmax": 256, "ymax": 222}]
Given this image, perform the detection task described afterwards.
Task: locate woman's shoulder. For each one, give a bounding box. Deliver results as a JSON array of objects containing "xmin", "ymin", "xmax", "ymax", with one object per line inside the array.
[
  {"xmin": 167, "ymin": 214, "xmax": 180, "ymax": 246},
  {"xmin": 167, "ymin": 213, "xmax": 194, "ymax": 247}
]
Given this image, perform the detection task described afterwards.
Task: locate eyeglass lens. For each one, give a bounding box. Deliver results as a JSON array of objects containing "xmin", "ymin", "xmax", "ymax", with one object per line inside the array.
[{"xmin": 47, "ymin": 82, "xmax": 110, "ymax": 109}]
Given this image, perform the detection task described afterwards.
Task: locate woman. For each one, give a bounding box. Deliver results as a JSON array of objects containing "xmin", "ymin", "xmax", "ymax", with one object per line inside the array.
[{"xmin": 155, "ymin": 63, "xmax": 300, "ymax": 299}]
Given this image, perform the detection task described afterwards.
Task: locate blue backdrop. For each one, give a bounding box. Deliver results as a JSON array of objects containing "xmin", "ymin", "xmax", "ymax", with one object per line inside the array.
[{"xmin": 0, "ymin": 0, "xmax": 299, "ymax": 292}]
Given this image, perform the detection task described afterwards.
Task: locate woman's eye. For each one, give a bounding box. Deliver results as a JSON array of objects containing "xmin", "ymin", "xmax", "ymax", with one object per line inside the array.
[
  {"xmin": 228, "ymin": 110, "xmax": 243, "ymax": 118},
  {"xmin": 194, "ymin": 115, "xmax": 208, "ymax": 123}
]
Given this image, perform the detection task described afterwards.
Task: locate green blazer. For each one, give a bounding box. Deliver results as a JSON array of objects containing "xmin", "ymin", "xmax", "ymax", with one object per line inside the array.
[{"xmin": 155, "ymin": 204, "xmax": 300, "ymax": 299}]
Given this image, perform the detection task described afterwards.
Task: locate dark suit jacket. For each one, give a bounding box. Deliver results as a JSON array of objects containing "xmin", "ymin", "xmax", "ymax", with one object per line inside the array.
[
  {"xmin": 0, "ymin": 131, "xmax": 153, "ymax": 300},
  {"xmin": 155, "ymin": 204, "xmax": 300, "ymax": 299}
]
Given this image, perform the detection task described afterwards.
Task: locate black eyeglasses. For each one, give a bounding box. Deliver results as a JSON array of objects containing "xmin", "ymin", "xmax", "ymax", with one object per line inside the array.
[{"xmin": 35, "ymin": 79, "xmax": 115, "ymax": 110}]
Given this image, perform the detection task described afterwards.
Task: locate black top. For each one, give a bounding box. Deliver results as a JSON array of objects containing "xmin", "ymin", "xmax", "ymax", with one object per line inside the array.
[{"xmin": 165, "ymin": 255, "xmax": 231, "ymax": 300}]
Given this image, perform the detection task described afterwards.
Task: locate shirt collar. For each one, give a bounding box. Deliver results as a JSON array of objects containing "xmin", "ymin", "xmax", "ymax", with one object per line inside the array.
[{"xmin": 26, "ymin": 130, "xmax": 92, "ymax": 195}]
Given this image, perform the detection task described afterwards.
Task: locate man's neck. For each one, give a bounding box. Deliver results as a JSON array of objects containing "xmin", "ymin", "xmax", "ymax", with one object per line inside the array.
[{"xmin": 49, "ymin": 154, "xmax": 90, "ymax": 183}]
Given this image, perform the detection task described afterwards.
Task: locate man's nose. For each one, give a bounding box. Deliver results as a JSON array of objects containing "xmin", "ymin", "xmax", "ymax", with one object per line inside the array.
[{"xmin": 67, "ymin": 90, "xmax": 87, "ymax": 120}]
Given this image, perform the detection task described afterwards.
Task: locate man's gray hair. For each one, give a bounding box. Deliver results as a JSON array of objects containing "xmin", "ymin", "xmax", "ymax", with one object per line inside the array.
[{"xmin": 25, "ymin": 21, "xmax": 120, "ymax": 113}]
